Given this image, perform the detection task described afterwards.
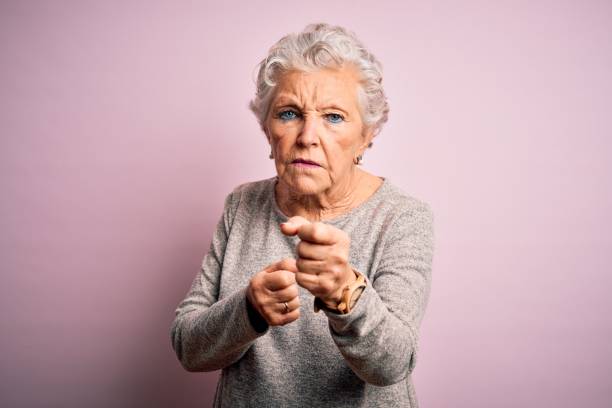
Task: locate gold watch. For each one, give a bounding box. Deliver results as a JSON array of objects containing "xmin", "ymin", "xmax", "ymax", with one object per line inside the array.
[{"xmin": 314, "ymin": 269, "xmax": 367, "ymax": 314}]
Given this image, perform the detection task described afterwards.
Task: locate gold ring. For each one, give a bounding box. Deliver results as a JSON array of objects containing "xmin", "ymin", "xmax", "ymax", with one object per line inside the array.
[{"xmin": 283, "ymin": 302, "xmax": 289, "ymax": 313}]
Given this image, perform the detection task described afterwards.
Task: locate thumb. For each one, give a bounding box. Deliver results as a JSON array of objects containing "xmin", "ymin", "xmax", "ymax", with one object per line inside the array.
[
  {"xmin": 264, "ymin": 257, "xmax": 298, "ymax": 273},
  {"xmin": 281, "ymin": 257, "xmax": 298, "ymax": 273},
  {"xmin": 280, "ymin": 216, "xmax": 311, "ymax": 236}
]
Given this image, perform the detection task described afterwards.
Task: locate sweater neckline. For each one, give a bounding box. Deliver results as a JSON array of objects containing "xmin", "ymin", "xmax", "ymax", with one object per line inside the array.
[{"xmin": 270, "ymin": 175, "xmax": 388, "ymax": 225}]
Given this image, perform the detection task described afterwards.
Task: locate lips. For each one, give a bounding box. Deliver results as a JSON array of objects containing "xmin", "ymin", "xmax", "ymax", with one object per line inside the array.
[{"xmin": 291, "ymin": 158, "xmax": 320, "ymax": 166}]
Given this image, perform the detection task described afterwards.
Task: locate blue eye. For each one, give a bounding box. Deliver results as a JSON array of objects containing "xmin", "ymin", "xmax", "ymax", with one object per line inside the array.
[
  {"xmin": 278, "ymin": 110, "xmax": 298, "ymax": 121},
  {"xmin": 326, "ymin": 113, "xmax": 344, "ymax": 124}
]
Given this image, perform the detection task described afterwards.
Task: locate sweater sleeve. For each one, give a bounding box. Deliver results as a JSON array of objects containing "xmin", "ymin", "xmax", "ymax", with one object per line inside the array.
[
  {"xmin": 321, "ymin": 202, "xmax": 435, "ymax": 386},
  {"xmin": 169, "ymin": 191, "xmax": 269, "ymax": 372}
]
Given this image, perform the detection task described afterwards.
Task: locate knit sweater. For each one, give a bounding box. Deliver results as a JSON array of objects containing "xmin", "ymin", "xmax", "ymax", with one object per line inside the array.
[{"xmin": 170, "ymin": 175, "xmax": 435, "ymax": 407}]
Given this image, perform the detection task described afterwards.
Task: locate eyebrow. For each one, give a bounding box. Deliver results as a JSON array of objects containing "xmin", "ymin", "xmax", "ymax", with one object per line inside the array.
[
  {"xmin": 320, "ymin": 104, "xmax": 349, "ymax": 115},
  {"xmin": 272, "ymin": 96, "xmax": 350, "ymax": 115},
  {"xmin": 271, "ymin": 96, "xmax": 301, "ymax": 110}
]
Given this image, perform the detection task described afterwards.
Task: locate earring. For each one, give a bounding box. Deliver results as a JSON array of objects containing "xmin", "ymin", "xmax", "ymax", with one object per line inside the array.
[
  {"xmin": 353, "ymin": 154, "xmax": 363, "ymax": 165},
  {"xmin": 269, "ymin": 150, "xmax": 274, "ymax": 159}
]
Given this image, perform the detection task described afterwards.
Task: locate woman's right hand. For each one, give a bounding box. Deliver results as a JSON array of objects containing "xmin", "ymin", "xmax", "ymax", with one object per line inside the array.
[{"xmin": 246, "ymin": 258, "xmax": 301, "ymax": 326}]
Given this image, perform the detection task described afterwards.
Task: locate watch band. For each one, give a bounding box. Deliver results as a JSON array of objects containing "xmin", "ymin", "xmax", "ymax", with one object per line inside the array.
[{"xmin": 314, "ymin": 269, "xmax": 367, "ymax": 314}]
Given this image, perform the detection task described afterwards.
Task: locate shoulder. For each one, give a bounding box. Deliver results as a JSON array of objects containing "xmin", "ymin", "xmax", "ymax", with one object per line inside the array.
[
  {"xmin": 375, "ymin": 178, "xmax": 434, "ymax": 238},
  {"xmin": 229, "ymin": 176, "xmax": 275, "ymax": 197},
  {"xmin": 380, "ymin": 179, "xmax": 433, "ymax": 215},
  {"xmin": 221, "ymin": 176, "xmax": 276, "ymax": 220},
  {"xmin": 226, "ymin": 176, "xmax": 275, "ymax": 205}
]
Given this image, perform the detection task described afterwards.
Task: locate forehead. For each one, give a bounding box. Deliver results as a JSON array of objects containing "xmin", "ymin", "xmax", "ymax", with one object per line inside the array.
[{"xmin": 272, "ymin": 65, "xmax": 362, "ymax": 107}]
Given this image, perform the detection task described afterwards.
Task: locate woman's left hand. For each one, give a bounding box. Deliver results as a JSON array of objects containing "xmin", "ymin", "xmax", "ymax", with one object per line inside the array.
[{"xmin": 280, "ymin": 216, "xmax": 357, "ymax": 307}]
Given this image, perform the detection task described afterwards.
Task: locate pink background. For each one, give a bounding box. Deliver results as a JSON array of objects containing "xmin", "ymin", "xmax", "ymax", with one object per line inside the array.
[{"xmin": 2, "ymin": 1, "xmax": 610, "ymax": 407}]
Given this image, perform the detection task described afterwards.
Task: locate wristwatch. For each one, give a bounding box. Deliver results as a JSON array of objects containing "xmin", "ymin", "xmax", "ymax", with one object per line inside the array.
[{"xmin": 314, "ymin": 269, "xmax": 367, "ymax": 314}]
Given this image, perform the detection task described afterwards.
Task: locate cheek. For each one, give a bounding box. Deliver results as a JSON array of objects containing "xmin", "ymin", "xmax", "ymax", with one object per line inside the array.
[
  {"xmin": 322, "ymin": 133, "xmax": 357, "ymax": 166},
  {"xmin": 269, "ymin": 127, "xmax": 298, "ymax": 150}
]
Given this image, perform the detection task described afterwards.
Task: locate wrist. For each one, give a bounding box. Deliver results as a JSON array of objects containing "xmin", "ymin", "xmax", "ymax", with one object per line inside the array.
[
  {"xmin": 245, "ymin": 287, "xmax": 268, "ymax": 333},
  {"xmin": 314, "ymin": 267, "xmax": 366, "ymax": 314},
  {"xmin": 324, "ymin": 266, "xmax": 358, "ymax": 306}
]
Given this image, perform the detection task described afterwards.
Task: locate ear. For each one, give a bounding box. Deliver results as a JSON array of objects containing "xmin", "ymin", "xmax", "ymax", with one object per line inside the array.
[
  {"xmin": 262, "ymin": 108, "xmax": 274, "ymax": 141},
  {"xmin": 358, "ymin": 125, "xmax": 375, "ymax": 155},
  {"xmin": 262, "ymin": 123, "xmax": 271, "ymax": 144}
]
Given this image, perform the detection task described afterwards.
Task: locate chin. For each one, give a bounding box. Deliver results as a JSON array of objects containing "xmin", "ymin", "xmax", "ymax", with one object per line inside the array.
[{"xmin": 283, "ymin": 174, "xmax": 327, "ymax": 196}]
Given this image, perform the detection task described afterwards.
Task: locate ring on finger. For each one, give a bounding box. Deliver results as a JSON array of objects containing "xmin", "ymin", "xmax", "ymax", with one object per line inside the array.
[{"xmin": 283, "ymin": 301, "xmax": 289, "ymax": 313}]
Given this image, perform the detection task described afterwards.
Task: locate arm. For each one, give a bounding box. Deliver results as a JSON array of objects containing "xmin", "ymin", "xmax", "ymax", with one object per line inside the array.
[
  {"xmin": 321, "ymin": 203, "xmax": 435, "ymax": 386},
  {"xmin": 169, "ymin": 192, "xmax": 269, "ymax": 372}
]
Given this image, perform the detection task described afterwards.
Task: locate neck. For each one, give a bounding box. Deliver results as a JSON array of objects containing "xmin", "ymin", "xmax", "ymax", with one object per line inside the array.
[{"xmin": 276, "ymin": 167, "xmax": 365, "ymax": 222}]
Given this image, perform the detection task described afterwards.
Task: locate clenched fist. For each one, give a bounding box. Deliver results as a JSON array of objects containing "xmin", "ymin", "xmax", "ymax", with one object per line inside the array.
[
  {"xmin": 280, "ymin": 216, "xmax": 357, "ymax": 308},
  {"xmin": 246, "ymin": 258, "xmax": 301, "ymax": 326}
]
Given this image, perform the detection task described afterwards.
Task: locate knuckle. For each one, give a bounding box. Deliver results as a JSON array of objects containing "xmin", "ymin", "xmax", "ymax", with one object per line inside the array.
[
  {"xmin": 260, "ymin": 270, "xmax": 273, "ymax": 282},
  {"xmin": 262, "ymin": 277, "xmax": 275, "ymax": 291},
  {"xmin": 264, "ymin": 271, "xmax": 279, "ymax": 284},
  {"xmin": 285, "ymin": 310, "xmax": 299, "ymax": 324},
  {"xmin": 319, "ymin": 279, "xmax": 333, "ymax": 294},
  {"xmin": 295, "ymin": 272, "xmax": 307, "ymax": 287},
  {"xmin": 279, "ymin": 274, "xmax": 292, "ymax": 288},
  {"xmin": 312, "ymin": 223, "xmax": 325, "ymax": 241},
  {"xmin": 318, "ymin": 282, "xmax": 328, "ymax": 294},
  {"xmin": 330, "ymin": 264, "xmax": 343, "ymax": 276},
  {"xmin": 274, "ymin": 275, "xmax": 286, "ymax": 288},
  {"xmin": 280, "ymin": 258, "xmax": 292, "ymax": 270},
  {"xmin": 336, "ymin": 251, "xmax": 348, "ymax": 265},
  {"xmin": 268, "ymin": 315, "xmax": 281, "ymax": 326},
  {"xmin": 285, "ymin": 271, "xmax": 297, "ymax": 284}
]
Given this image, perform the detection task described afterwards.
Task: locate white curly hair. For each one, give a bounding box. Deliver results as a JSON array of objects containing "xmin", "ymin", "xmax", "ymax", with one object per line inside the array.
[{"xmin": 248, "ymin": 23, "xmax": 389, "ymax": 147}]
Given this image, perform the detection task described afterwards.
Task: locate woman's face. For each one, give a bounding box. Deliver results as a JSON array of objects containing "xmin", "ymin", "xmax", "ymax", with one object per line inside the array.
[{"xmin": 264, "ymin": 65, "xmax": 374, "ymax": 196}]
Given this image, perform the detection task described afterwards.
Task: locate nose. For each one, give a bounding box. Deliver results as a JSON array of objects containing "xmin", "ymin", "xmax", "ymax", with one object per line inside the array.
[{"xmin": 296, "ymin": 114, "xmax": 319, "ymax": 147}]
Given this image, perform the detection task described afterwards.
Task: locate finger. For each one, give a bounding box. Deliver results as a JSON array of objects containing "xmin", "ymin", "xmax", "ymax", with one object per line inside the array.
[
  {"xmin": 269, "ymin": 307, "xmax": 300, "ymax": 326},
  {"xmin": 265, "ymin": 270, "xmax": 296, "ymax": 291},
  {"xmin": 296, "ymin": 240, "xmax": 329, "ymax": 260},
  {"xmin": 264, "ymin": 257, "xmax": 298, "ymax": 273},
  {"xmin": 296, "ymin": 258, "xmax": 327, "ymax": 275},
  {"xmin": 270, "ymin": 283, "xmax": 299, "ymax": 302},
  {"xmin": 297, "ymin": 270, "xmax": 338, "ymax": 299},
  {"xmin": 295, "ymin": 271, "xmax": 320, "ymax": 292},
  {"xmin": 295, "ymin": 221, "xmax": 339, "ymax": 245},
  {"xmin": 280, "ymin": 216, "xmax": 311, "ymax": 236},
  {"xmin": 275, "ymin": 295, "xmax": 300, "ymax": 313}
]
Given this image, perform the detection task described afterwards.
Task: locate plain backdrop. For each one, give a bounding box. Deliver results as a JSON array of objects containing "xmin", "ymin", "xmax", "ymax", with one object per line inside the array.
[{"xmin": 1, "ymin": 1, "xmax": 611, "ymax": 407}]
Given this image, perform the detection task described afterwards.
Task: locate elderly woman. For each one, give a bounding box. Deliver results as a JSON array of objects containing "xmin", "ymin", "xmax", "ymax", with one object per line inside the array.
[{"xmin": 170, "ymin": 23, "xmax": 435, "ymax": 407}]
